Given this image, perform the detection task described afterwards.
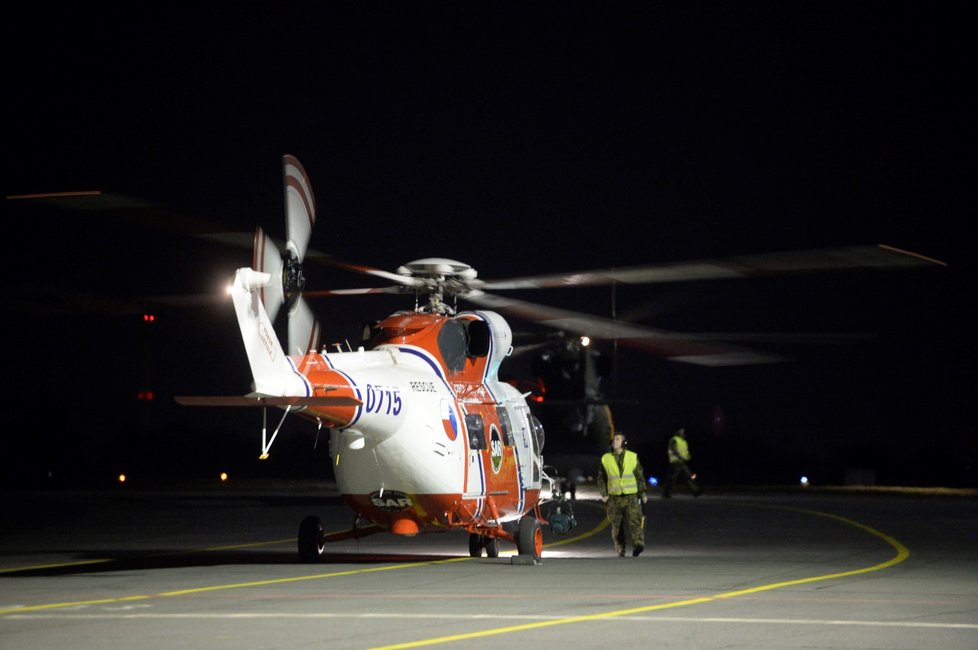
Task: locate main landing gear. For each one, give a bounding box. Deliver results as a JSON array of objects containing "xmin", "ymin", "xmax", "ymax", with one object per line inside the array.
[
  {"xmin": 297, "ymin": 514, "xmax": 543, "ymax": 563},
  {"xmin": 468, "ymin": 533, "xmax": 500, "ymax": 558},
  {"xmin": 517, "ymin": 517, "xmax": 543, "ymax": 561},
  {"xmin": 467, "ymin": 516, "xmax": 542, "ymax": 562}
]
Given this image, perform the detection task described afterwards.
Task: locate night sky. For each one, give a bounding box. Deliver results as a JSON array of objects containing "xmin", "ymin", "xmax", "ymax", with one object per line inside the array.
[{"xmin": 4, "ymin": 3, "xmax": 975, "ymax": 487}]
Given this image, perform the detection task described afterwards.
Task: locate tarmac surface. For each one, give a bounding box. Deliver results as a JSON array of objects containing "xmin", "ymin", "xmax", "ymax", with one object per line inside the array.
[{"xmin": 2, "ymin": 481, "xmax": 976, "ymax": 649}]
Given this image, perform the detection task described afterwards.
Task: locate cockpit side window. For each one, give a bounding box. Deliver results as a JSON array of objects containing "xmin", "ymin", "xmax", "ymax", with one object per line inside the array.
[
  {"xmin": 495, "ymin": 406, "xmax": 514, "ymax": 446},
  {"xmin": 438, "ymin": 320, "xmax": 468, "ymax": 372},
  {"xmin": 530, "ymin": 414, "xmax": 545, "ymax": 454}
]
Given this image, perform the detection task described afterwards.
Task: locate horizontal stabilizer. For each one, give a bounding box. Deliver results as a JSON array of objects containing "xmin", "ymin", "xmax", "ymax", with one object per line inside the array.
[{"xmin": 175, "ymin": 395, "xmax": 362, "ymax": 407}]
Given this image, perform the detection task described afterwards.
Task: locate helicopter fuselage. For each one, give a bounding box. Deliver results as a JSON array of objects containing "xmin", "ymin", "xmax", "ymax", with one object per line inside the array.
[{"xmin": 284, "ymin": 309, "xmax": 545, "ymax": 535}]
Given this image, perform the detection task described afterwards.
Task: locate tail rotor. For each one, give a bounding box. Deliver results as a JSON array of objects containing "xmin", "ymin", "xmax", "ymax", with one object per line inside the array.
[{"xmin": 251, "ymin": 155, "xmax": 321, "ymax": 355}]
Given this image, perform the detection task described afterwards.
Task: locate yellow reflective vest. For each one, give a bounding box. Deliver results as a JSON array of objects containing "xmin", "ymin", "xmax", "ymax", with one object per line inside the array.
[
  {"xmin": 668, "ymin": 435, "xmax": 691, "ymax": 463},
  {"xmin": 601, "ymin": 450, "xmax": 639, "ymax": 495}
]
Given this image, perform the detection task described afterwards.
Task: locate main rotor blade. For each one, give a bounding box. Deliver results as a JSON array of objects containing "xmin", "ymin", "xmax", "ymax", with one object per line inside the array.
[
  {"xmin": 303, "ymin": 253, "xmax": 423, "ymax": 287},
  {"xmin": 303, "ymin": 286, "xmax": 406, "ymax": 297},
  {"xmin": 476, "ymin": 244, "xmax": 945, "ymax": 290},
  {"xmin": 463, "ymin": 291, "xmax": 785, "ymax": 366}
]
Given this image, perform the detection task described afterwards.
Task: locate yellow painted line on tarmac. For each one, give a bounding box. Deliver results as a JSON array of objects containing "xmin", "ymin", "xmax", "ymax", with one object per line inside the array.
[
  {"xmin": 0, "ymin": 558, "xmax": 114, "ymax": 574},
  {"xmin": 198, "ymin": 538, "xmax": 294, "ymax": 551},
  {"xmin": 368, "ymin": 505, "xmax": 911, "ymax": 650},
  {"xmin": 0, "ymin": 538, "xmax": 294, "ymax": 576},
  {"xmin": 542, "ymin": 504, "xmax": 609, "ymax": 549},
  {"xmin": 0, "ymin": 556, "xmax": 474, "ymax": 615},
  {"xmin": 0, "ymin": 516, "xmax": 604, "ymax": 616},
  {"xmin": 158, "ymin": 556, "xmax": 476, "ymax": 597}
]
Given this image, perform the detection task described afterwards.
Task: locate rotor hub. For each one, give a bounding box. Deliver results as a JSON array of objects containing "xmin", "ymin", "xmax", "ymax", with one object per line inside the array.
[
  {"xmin": 395, "ymin": 258, "xmax": 478, "ymax": 315},
  {"xmin": 282, "ymin": 248, "xmax": 305, "ymax": 313}
]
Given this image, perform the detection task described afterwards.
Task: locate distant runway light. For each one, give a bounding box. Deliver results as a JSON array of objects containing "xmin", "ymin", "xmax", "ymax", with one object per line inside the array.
[
  {"xmin": 220, "ymin": 472, "xmax": 229, "ymax": 482},
  {"xmin": 118, "ymin": 473, "xmax": 127, "ymax": 484},
  {"xmin": 647, "ymin": 476, "xmax": 659, "ymax": 487},
  {"xmin": 800, "ymin": 475, "xmax": 810, "ymax": 487}
]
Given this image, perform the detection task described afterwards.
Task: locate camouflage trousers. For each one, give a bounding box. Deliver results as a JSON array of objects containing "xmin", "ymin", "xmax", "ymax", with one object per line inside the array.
[{"xmin": 606, "ymin": 494, "xmax": 645, "ymax": 555}]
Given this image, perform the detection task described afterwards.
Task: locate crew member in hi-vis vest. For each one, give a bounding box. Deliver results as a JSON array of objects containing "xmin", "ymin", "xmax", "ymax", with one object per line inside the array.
[{"xmin": 598, "ymin": 432, "xmax": 648, "ymax": 557}]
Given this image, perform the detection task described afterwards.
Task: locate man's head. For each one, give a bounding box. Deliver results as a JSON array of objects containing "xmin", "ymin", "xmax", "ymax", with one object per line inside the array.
[
  {"xmin": 611, "ymin": 432, "xmax": 627, "ymax": 453},
  {"xmin": 675, "ymin": 427, "xmax": 686, "ymax": 437}
]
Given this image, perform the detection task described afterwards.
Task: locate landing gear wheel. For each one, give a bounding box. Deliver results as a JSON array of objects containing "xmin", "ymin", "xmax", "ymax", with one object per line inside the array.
[
  {"xmin": 468, "ymin": 533, "xmax": 500, "ymax": 558},
  {"xmin": 517, "ymin": 517, "xmax": 543, "ymax": 561},
  {"xmin": 468, "ymin": 532, "xmax": 482, "ymax": 557},
  {"xmin": 484, "ymin": 536, "xmax": 500, "ymax": 558},
  {"xmin": 298, "ymin": 515, "xmax": 326, "ymax": 563}
]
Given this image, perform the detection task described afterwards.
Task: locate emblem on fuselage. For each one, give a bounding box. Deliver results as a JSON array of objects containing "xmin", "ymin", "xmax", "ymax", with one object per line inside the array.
[
  {"xmin": 490, "ymin": 426, "xmax": 503, "ymax": 474},
  {"xmin": 369, "ymin": 490, "xmax": 414, "ymax": 512},
  {"xmin": 441, "ymin": 399, "xmax": 459, "ymax": 441}
]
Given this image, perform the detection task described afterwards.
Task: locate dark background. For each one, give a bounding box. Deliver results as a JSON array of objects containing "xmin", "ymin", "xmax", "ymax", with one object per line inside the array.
[{"xmin": 4, "ymin": 3, "xmax": 975, "ymax": 488}]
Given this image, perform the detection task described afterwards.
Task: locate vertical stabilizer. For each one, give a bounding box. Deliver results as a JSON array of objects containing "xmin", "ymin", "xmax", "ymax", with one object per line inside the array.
[{"xmin": 230, "ymin": 267, "xmax": 309, "ymax": 396}]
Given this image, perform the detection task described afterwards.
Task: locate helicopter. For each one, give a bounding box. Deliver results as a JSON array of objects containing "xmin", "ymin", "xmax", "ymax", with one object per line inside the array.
[{"xmin": 177, "ymin": 154, "xmax": 944, "ymax": 563}]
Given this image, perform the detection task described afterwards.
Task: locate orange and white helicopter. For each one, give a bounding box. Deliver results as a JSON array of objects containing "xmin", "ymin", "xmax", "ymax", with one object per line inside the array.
[{"xmin": 178, "ymin": 155, "xmax": 944, "ymax": 563}]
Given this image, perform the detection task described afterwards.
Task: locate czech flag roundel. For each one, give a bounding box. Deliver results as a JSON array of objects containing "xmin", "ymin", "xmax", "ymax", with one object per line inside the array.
[{"xmin": 441, "ymin": 399, "xmax": 459, "ymax": 441}]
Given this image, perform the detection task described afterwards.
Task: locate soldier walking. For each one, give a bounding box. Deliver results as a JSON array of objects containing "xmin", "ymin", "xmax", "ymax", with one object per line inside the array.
[
  {"xmin": 661, "ymin": 426, "xmax": 701, "ymax": 498},
  {"xmin": 598, "ymin": 432, "xmax": 648, "ymax": 557}
]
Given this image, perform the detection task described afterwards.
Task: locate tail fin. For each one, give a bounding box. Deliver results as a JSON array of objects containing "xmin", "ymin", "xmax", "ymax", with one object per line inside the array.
[{"xmin": 230, "ymin": 267, "xmax": 309, "ymax": 396}]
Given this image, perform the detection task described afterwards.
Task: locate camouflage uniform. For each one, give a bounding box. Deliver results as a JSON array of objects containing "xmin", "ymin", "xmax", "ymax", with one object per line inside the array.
[{"xmin": 598, "ymin": 449, "xmax": 647, "ymax": 556}]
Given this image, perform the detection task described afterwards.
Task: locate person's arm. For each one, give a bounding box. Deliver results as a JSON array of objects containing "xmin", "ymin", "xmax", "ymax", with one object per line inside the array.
[
  {"xmin": 597, "ymin": 461, "xmax": 609, "ymax": 501},
  {"xmin": 635, "ymin": 458, "xmax": 648, "ymax": 503}
]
